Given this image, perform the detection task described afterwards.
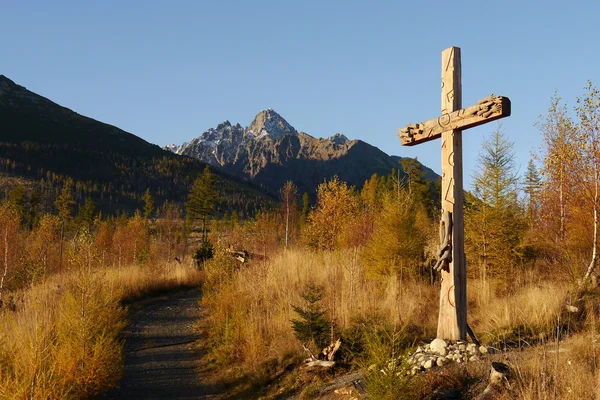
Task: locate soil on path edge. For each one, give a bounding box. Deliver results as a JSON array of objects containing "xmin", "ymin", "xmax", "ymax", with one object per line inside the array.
[{"xmin": 103, "ymin": 287, "xmax": 219, "ymax": 400}]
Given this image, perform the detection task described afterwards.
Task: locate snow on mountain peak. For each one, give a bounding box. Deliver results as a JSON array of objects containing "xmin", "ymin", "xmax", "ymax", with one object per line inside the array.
[{"xmin": 249, "ymin": 109, "xmax": 297, "ymax": 139}]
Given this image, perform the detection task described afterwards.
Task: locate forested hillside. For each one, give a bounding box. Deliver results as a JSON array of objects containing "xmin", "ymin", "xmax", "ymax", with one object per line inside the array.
[{"xmin": 0, "ymin": 75, "xmax": 275, "ymax": 217}]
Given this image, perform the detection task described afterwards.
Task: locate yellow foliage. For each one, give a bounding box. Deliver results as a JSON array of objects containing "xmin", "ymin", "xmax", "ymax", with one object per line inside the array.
[{"xmin": 303, "ymin": 177, "xmax": 361, "ymax": 250}]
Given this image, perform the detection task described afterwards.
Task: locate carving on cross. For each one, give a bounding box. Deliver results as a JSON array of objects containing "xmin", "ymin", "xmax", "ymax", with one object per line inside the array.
[
  {"xmin": 398, "ymin": 95, "xmax": 511, "ymax": 146},
  {"xmin": 397, "ymin": 47, "xmax": 511, "ymax": 341},
  {"xmin": 434, "ymin": 211, "xmax": 453, "ymax": 272}
]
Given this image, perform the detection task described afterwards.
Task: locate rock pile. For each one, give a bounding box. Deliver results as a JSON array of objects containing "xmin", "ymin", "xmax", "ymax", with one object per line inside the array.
[{"xmin": 404, "ymin": 339, "xmax": 492, "ymax": 375}]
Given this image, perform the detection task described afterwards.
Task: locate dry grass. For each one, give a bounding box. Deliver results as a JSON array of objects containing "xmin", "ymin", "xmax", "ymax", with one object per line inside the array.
[
  {"xmin": 509, "ymin": 332, "xmax": 600, "ymax": 399},
  {"xmin": 201, "ymin": 247, "xmax": 439, "ymax": 375},
  {"xmin": 201, "ymin": 246, "xmax": 600, "ymax": 398},
  {"xmin": 469, "ymin": 278, "xmax": 569, "ymax": 345},
  {"xmin": 0, "ymin": 260, "xmax": 202, "ymax": 399}
]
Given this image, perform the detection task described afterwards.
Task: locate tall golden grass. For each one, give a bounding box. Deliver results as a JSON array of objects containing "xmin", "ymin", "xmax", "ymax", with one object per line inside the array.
[
  {"xmin": 201, "ymin": 245, "xmax": 599, "ymax": 397},
  {"xmin": 0, "ymin": 257, "xmax": 202, "ymax": 399}
]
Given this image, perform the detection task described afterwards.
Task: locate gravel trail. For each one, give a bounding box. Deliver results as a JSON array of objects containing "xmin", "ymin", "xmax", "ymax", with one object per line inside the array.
[{"xmin": 103, "ymin": 287, "xmax": 219, "ymax": 399}]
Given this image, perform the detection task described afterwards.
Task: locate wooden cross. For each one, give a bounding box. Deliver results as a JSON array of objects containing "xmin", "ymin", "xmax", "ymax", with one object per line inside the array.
[{"xmin": 398, "ymin": 47, "xmax": 511, "ymax": 340}]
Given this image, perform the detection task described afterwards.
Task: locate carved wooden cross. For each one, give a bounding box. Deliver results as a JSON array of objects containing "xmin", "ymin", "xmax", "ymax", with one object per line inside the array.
[{"xmin": 398, "ymin": 47, "xmax": 511, "ymax": 340}]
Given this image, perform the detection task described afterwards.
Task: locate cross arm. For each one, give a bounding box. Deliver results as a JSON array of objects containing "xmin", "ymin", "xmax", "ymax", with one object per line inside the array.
[{"xmin": 398, "ymin": 95, "xmax": 511, "ymax": 146}]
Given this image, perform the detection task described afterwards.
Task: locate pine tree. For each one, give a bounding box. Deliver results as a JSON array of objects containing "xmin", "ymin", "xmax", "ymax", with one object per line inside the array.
[
  {"xmin": 79, "ymin": 198, "xmax": 98, "ymax": 228},
  {"xmin": 8, "ymin": 186, "xmax": 26, "ymax": 225},
  {"xmin": 465, "ymin": 124, "xmax": 524, "ymax": 280},
  {"xmin": 523, "ymin": 158, "xmax": 542, "ymax": 221},
  {"xmin": 185, "ymin": 166, "xmax": 218, "ymax": 241},
  {"xmin": 291, "ymin": 283, "xmax": 331, "ymax": 351}
]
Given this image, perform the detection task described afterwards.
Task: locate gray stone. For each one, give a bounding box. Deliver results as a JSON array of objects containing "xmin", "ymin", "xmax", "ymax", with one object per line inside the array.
[
  {"xmin": 467, "ymin": 343, "xmax": 477, "ymax": 354},
  {"xmin": 469, "ymin": 356, "xmax": 479, "ymax": 362},
  {"xmin": 430, "ymin": 338, "xmax": 448, "ymax": 355},
  {"xmin": 423, "ymin": 359, "xmax": 433, "ymax": 369},
  {"xmin": 436, "ymin": 357, "xmax": 444, "ymax": 367}
]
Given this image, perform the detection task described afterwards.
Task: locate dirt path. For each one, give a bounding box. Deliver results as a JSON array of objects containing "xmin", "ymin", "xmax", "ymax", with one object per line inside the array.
[{"xmin": 103, "ymin": 287, "xmax": 220, "ymax": 399}]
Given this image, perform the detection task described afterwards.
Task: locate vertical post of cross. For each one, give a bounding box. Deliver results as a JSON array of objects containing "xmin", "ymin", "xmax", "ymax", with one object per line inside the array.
[{"xmin": 438, "ymin": 47, "xmax": 467, "ymax": 340}]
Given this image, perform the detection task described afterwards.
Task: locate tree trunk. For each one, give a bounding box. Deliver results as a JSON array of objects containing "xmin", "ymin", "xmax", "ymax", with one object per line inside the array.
[
  {"xmin": 582, "ymin": 166, "xmax": 599, "ymax": 284},
  {"xmin": 285, "ymin": 201, "xmax": 289, "ymax": 249},
  {"xmin": 0, "ymin": 227, "xmax": 8, "ymax": 304},
  {"xmin": 559, "ymin": 168, "xmax": 565, "ymax": 242}
]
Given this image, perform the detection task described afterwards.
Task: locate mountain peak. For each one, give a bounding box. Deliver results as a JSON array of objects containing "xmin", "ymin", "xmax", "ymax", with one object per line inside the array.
[
  {"xmin": 216, "ymin": 120, "xmax": 232, "ymax": 130},
  {"xmin": 329, "ymin": 133, "xmax": 349, "ymax": 145},
  {"xmin": 249, "ymin": 109, "xmax": 297, "ymax": 139}
]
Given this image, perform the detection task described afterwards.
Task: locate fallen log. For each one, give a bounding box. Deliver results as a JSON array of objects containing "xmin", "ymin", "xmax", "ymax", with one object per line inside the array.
[
  {"xmin": 321, "ymin": 338, "xmax": 342, "ymax": 361},
  {"xmin": 306, "ymin": 360, "xmax": 335, "ymax": 369},
  {"xmin": 302, "ymin": 339, "xmax": 342, "ymax": 369},
  {"xmin": 225, "ymin": 247, "xmax": 250, "ymax": 263}
]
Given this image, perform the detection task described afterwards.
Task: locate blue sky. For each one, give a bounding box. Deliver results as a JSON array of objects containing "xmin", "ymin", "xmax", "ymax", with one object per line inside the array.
[{"xmin": 3, "ymin": 1, "xmax": 600, "ymax": 189}]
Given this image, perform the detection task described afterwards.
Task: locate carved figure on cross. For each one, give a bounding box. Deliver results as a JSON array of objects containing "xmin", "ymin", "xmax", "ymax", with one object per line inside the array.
[{"xmin": 397, "ymin": 47, "xmax": 511, "ymax": 341}]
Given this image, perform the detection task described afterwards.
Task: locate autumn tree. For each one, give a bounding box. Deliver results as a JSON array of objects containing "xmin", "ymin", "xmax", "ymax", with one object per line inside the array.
[
  {"xmin": 360, "ymin": 173, "xmax": 381, "ymax": 210},
  {"xmin": 95, "ymin": 219, "xmax": 114, "ymax": 266},
  {"xmin": 0, "ymin": 203, "xmax": 22, "ymax": 305},
  {"xmin": 55, "ymin": 179, "xmax": 75, "ymax": 272},
  {"xmin": 574, "ymin": 82, "xmax": 600, "ymax": 283},
  {"xmin": 303, "ymin": 177, "xmax": 360, "ymax": 251},
  {"xmin": 279, "ymin": 181, "xmax": 299, "ymax": 249},
  {"xmin": 400, "ymin": 158, "xmax": 432, "ymax": 212},
  {"xmin": 361, "ymin": 189, "xmax": 429, "ymax": 277},
  {"xmin": 8, "ymin": 185, "xmax": 26, "ymax": 225},
  {"xmin": 301, "ymin": 192, "xmax": 310, "ymax": 226},
  {"xmin": 142, "ymin": 188, "xmax": 155, "ymax": 220},
  {"xmin": 538, "ymin": 94, "xmax": 577, "ymax": 244},
  {"xmin": 25, "ymin": 214, "xmax": 61, "ymax": 282},
  {"xmin": 157, "ymin": 201, "xmax": 182, "ymax": 262}
]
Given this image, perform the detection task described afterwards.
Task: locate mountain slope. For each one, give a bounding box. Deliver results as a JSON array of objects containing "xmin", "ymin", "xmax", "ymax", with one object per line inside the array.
[
  {"xmin": 0, "ymin": 75, "xmax": 275, "ymax": 215},
  {"xmin": 0, "ymin": 75, "xmax": 162, "ymax": 157},
  {"xmin": 166, "ymin": 109, "xmax": 438, "ymax": 195}
]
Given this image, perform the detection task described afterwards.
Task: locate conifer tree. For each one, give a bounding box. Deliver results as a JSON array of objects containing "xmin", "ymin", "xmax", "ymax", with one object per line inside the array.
[
  {"xmin": 8, "ymin": 186, "xmax": 25, "ymax": 225},
  {"xmin": 523, "ymin": 158, "xmax": 542, "ymax": 222},
  {"xmin": 186, "ymin": 166, "xmax": 218, "ymax": 241},
  {"xmin": 465, "ymin": 124, "xmax": 524, "ymax": 280},
  {"xmin": 291, "ymin": 283, "xmax": 331, "ymax": 351}
]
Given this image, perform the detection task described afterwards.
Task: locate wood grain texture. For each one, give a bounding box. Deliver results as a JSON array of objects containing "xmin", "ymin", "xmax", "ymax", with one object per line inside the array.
[
  {"xmin": 437, "ymin": 46, "xmax": 467, "ymax": 341},
  {"xmin": 398, "ymin": 96, "xmax": 511, "ymax": 146}
]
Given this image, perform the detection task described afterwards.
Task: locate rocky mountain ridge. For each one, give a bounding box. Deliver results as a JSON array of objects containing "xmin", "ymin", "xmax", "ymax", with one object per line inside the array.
[{"xmin": 165, "ymin": 109, "xmax": 437, "ymax": 195}]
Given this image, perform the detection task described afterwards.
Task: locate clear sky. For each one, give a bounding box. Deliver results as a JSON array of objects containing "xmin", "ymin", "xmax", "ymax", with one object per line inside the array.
[{"xmin": 3, "ymin": 0, "xmax": 600, "ymax": 189}]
